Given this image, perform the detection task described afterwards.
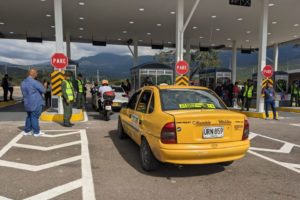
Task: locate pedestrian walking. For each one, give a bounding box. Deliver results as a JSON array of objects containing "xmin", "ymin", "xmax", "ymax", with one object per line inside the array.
[
  {"xmin": 1, "ymin": 74, "xmax": 9, "ymax": 101},
  {"xmin": 8, "ymin": 77, "xmax": 14, "ymax": 100},
  {"xmin": 262, "ymin": 82, "xmax": 278, "ymax": 120},
  {"xmin": 126, "ymin": 79, "xmax": 131, "ymax": 94},
  {"xmin": 43, "ymin": 80, "xmax": 51, "ymax": 107},
  {"xmin": 20, "ymin": 69, "xmax": 46, "ymax": 136},
  {"xmin": 62, "ymin": 71, "xmax": 75, "ymax": 127},
  {"xmin": 75, "ymin": 73, "xmax": 85, "ymax": 109}
]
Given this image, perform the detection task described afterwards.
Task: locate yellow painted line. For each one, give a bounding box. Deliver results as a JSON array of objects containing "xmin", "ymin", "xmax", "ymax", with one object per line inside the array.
[
  {"xmin": 277, "ymin": 107, "xmax": 300, "ymax": 113},
  {"xmin": 0, "ymin": 100, "xmax": 16, "ymax": 108},
  {"xmin": 229, "ymin": 108, "xmax": 279, "ymax": 119},
  {"xmin": 40, "ymin": 110, "xmax": 84, "ymax": 122}
]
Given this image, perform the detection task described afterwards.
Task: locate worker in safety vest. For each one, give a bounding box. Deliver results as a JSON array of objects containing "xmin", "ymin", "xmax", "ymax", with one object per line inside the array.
[
  {"xmin": 75, "ymin": 73, "xmax": 85, "ymax": 109},
  {"xmin": 62, "ymin": 71, "xmax": 75, "ymax": 127},
  {"xmin": 290, "ymin": 81, "xmax": 299, "ymax": 107},
  {"xmin": 241, "ymin": 79, "xmax": 254, "ymax": 111}
]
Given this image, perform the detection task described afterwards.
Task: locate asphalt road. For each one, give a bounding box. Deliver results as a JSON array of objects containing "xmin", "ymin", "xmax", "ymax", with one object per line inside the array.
[{"xmin": 0, "ymin": 104, "xmax": 299, "ymax": 200}]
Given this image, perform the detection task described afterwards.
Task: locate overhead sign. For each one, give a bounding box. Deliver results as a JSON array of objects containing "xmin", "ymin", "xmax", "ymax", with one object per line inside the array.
[
  {"xmin": 51, "ymin": 53, "xmax": 68, "ymax": 69},
  {"xmin": 175, "ymin": 75, "xmax": 189, "ymax": 86},
  {"xmin": 175, "ymin": 60, "xmax": 189, "ymax": 75},
  {"xmin": 229, "ymin": 0, "xmax": 251, "ymax": 7},
  {"xmin": 51, "ymin": 71, "xmax": 65, "ymax": 96},
  {"xmin": 262, "ymin": 65, "xmax": 273, "ymax": 78}
]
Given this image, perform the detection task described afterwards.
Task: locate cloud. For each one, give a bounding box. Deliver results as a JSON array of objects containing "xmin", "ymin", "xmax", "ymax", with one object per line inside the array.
[{"xmin": 0, "ymin": 39, "xmax": 162, "ymax": 65}]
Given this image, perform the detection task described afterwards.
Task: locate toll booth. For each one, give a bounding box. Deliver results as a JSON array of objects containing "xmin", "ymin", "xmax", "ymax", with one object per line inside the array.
[
  {"xmin": 130, "ymin": 62, "xmax": 174, "ymax": 91},
  {"xmin": 252, "ymin": 71, "xmax": 289, "ymax": 106},
  {"xmin": 193, "ymin": 68, "xmax": 231, "ymax": 90}
]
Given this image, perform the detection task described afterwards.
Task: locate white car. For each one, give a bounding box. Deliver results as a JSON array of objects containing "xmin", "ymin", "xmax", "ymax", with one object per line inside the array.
[{"xmin": 112, "ymin": 86, "xmax": 129, "ymax": 110}]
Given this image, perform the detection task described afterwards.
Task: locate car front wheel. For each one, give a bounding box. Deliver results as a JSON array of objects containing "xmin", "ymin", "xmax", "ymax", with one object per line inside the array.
[{"xmin": 140, "ymin": 138, "xmax": 160, "ymax": 171}]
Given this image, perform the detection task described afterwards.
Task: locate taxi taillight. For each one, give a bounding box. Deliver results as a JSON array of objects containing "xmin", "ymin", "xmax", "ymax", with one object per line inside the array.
[
  {"xmin": 242, "ymin": 119, "xmax": 250, "ymax": 140},
  {"xmin": 161, "ymin": 122, "xmax": 177, "ymax": 144}
]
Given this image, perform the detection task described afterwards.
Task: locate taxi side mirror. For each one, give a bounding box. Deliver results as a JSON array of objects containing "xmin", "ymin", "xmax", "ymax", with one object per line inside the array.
[{"xmin": 121, "ymin": 102, "xmax": 128, "ymax": 108}]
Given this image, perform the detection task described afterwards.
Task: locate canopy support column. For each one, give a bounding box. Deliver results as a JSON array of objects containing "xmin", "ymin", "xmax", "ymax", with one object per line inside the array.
[
  {"xmin": 66, "ymin": 32, "xmax": 71, "ymax": 59},
  {"xmin": 133, "ymin": 37, "xmax": 139, "ymax": 67},
  {"xmin": 256, "ymin": 0, "xmax": 269, "ymax": 112},
  {"xmin": 54, "ymin": 0, "xmax": 65, "ymax": 114},
  {"xmin": 176, "ymin": 0, "xmax": 184, "ymax": 62},
  {"xmin": 231, "ymin": 40, "xmax": 237, "ymax": 83},
  {"xmin": 273, "ymin": 43, "xmax": 279, "ymax": 72}
]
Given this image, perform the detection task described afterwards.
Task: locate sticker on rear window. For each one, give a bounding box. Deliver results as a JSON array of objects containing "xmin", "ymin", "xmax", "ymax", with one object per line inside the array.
[{"xmin": 179, "ymin": 103, "xmax": 216, "ymax": 109}]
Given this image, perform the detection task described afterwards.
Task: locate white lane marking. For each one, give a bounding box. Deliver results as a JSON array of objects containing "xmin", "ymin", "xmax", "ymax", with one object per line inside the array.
[
  {"xmin": 0, "ymin": 196, "xmax": 13, "ymax": 200},
  {"xmin": 248, "ymin": 150, "xmax": 300, "ymax": 174},
  {"xmin": 0, "ymin": 133, "xmax": 22, "ymax": 157},
  {"xmin": 290, "ymin": 123, "xmax": 300, "ymax": 127},
  {"xmin": 250, "ymin": 142, "xmax": 295, "ymax": 154},
  {"xmin": 83, "ymin": 111, "xmax": 89, "ymax": 122},
  {"xmin": 42, "ymin": 129, "xmax": 82, "ymax": 132},
  {"xmin": 14, "ymin": 141, "xmax": 82, "ymax": 151},
  {"xmin": 24, "ymin": 179, "xmax": 82, "ymax": 200},
  {"xmin": 41, "ymin": 131, "xmax": 80, "ymax": 138},
  {"xmin": 0, "ymin": 156, "xmax": 81, "ymax": 171},
  {"xmin": 80, "ymin": 129, "xmax": 96, "ymax": 200},
  {"xmin": 249, "ymin": 132, "xmax": 300, "ymax": 174}
]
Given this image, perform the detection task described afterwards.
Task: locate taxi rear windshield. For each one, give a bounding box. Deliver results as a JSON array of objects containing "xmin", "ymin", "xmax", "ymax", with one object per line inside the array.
[{"xmin": 160, "ymin": 89, "xmax": 226, "ymax": 111}]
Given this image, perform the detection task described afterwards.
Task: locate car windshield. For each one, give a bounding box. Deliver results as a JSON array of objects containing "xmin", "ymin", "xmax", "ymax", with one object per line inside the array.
[
  {"xmin": 112, "ymin": 87, "xmax": 124, "ymax": 93},
  {"xmin": 160, "ymin": 89, "xmax": 226, "ymax": 111}
]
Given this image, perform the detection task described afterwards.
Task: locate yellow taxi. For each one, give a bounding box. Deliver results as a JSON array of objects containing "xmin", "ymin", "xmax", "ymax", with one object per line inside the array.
[{"xmin": 118, "ymin": 85, "xmax": 250, "ymax": 171}]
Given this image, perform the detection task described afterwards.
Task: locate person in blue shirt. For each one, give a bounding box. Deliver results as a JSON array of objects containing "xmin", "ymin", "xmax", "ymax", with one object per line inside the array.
[
  {"xmin": 262, "ymin": 82, "xmax": 278, "ymax": 120},
  {"xmin": 21, "ymin": 69, "xmax": 46, "ymax": 136}
]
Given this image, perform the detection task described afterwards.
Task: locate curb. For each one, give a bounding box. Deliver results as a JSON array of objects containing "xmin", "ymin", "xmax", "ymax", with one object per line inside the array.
[
  {"xmin": 276, "ymin": 107, "xmax": 300, "ymax": 113},
  {"xmin": 40, "ymin": 109, "xmax": 85, "ymax": 122},
  {"xmin": 229, "ymin": 109, "xmax": 278, "ymax": 119}
]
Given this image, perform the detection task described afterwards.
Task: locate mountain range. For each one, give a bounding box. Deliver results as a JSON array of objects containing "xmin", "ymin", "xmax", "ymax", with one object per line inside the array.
[{"xmin": 1, "ymin": 44, "xmax": 300, "ymax": 82}]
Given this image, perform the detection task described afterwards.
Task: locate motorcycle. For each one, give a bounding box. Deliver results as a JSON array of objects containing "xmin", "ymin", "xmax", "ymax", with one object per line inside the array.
[{"xmin": 98, "ymin": 91, "xmax": 115, "ymax": 121}]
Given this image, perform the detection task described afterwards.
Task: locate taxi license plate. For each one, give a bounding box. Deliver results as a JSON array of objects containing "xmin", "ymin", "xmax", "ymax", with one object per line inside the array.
[
  {"xmin": 203, "ymin": 127, "xmax": 224, "ymax": 139},
  {"xmin": 105, "ymin": 106, "xmax": 112, "ymax": 110}
]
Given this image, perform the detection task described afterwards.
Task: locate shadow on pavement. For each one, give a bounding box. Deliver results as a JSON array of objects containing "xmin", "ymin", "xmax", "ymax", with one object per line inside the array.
[{"xmin": 109, "ymin": 130, "xmax": 225, "ymax": 177}]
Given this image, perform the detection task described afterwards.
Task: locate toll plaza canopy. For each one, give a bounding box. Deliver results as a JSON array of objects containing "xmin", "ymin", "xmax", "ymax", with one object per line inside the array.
[{"xmin": 1, "ymin": 0, "xmax": 300, "ymax": 49}]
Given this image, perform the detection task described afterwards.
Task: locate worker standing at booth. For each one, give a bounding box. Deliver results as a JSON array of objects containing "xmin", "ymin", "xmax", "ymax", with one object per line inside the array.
[
  {"xmin": 241, "ymin": 80, "xmax": 253, "ymax": 111},
  {"xmin": 62, "ymin": 71, "xmax": 75, "ymax": 127},
  {"xmin": 290, "ymin": 81, "xmax": 299, "ymax": 107},
  {"xmin": 75, "ymin": 73, "xmax": 85, "ymax": 110}
]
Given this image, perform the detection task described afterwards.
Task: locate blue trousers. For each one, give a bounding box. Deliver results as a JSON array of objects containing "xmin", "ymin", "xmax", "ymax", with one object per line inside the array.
[
  {"xmin": 265, "ymin": 100, "xmax": 276, "ymax": 119},
  {"xmin": 25, "ymin": 105, "xmax": 42, "ymax": 134}
]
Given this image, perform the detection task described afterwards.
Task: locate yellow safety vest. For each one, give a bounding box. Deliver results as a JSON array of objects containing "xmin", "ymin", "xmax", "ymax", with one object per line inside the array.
[
  {"xmin": 244, "ymin": 85, "xmax": 253, "ymax": 98},
  {"xmin": 77, "ymin": 79, "xmax": 83, "ymax": 93},
  {"xmin": 292, "ymin": 85, "xmax": 298, "ymax": 95},
  {"xmin": 63, "ymin": 80, "xmax": 74, "ymax": 101}
]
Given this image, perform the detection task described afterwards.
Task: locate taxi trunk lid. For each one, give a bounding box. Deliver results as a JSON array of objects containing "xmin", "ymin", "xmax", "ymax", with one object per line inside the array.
[{"xmin": 165, "ymin": 110, "xmax": 246, "ymax": 144}]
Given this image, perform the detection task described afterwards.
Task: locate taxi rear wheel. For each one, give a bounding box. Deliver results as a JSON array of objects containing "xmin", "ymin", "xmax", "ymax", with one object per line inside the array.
[
  {"xmin": 117, "ymin": 118, "xmax": 127, "ymax": 139},
  {"xmin": 140, "ymin": 138, "xmax": 160, "ymax": 171}
]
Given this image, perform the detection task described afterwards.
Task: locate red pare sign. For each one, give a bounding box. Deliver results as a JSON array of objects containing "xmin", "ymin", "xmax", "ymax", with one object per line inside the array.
[
  {"xmin": 51, "ymin": 53, "xmax": 68, "ymax": 69},
  {"xmin": 262, "ymin": 65, "xmax": 273, "ymax": 78},
  {"xmin": 176, "ymin": 60, "xmax": 189, "ymax": 75}
]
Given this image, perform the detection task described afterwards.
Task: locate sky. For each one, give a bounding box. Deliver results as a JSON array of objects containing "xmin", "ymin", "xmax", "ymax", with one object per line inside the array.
[{"xmin": 0, "ymin": 39, "xmax": 160, "ymax": 65}]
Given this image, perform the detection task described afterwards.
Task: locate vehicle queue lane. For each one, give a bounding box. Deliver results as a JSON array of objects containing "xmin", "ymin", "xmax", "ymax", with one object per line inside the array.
[{"xmin": 0, "ymin": 108, "xmax": 299, "ymax": 200}]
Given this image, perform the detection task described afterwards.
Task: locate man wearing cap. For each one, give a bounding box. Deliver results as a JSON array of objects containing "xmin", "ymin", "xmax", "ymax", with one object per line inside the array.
[
  {"xmin": 75, "ymin": 73, "xmax": 85, "ymax": 109},
  {"xmin": 62, "ymin": 71, "xmax": 75, "ymax": 127}
]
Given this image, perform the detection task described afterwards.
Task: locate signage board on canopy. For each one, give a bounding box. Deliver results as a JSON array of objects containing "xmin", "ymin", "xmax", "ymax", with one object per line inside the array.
[
  {"xmin": 262, "ymin": 65, "xmax": 273, "ymax": 79},
  {"xmin": 175, "ymin": 60, "xmax": 189, "ymax": 75},
  {"xmin": 51, "ymin": 53, "xmax": 68, "ymax": 69},
  {"xmin": 229, "ymin": 0, "xmax": 251, "ymax": 7}
]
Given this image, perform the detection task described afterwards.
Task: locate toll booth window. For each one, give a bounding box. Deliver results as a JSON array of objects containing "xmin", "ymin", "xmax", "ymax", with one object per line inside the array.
[
  {"xmin": 157, "ymin": 75, "xmax": 172, "ymax": 85},
  {"xmin": 136, "ymin": 90, "xmax": 152, "ymax": 113},
  {"xmin": 276, "ymin": 79, "xmax": 287, "ymax": 93},
  {"xmin": 141, "ymin": 75, "xmax": 155, "ymax": 86},
  {"xmin": 128, "ymin": 91, "xmax": 141, "ymax": 110},
  {"xmin": 160, "ymin": 89, "xmax": 226, "ymax": 111}
]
